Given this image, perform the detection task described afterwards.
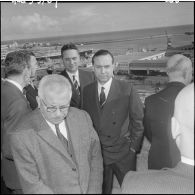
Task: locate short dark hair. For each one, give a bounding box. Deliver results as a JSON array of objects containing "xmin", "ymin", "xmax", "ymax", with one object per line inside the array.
[
  {"xmin": 61, "ymin": 42, "xmax": 79, "ymax": 56},
  {"xmin": 3, "ymin": 50, "xmax": 35, "ymax": 77},
  {"xmin": 92, "ymin": 49, "xmax": 114, "ymax": 65}
]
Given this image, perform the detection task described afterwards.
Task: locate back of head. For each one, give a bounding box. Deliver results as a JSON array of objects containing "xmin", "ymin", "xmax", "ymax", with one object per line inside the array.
[
  {"xmin": 38, "ymin": 74, "xmax": 72, "ymax": 101},
  {"xmin": 166, "ymin": 54, "xmax": 192, "ymax": 85},
  {"xmin": 3, "ymin": 50, "xmax": 35, "ymax": 78},
  {"xmin": 61, "ymin": 42, "xmax": 79, "ymax": 56},
  {"xmin": 172, "ymin": 83, "xmax": 194, "ymax": 159}
]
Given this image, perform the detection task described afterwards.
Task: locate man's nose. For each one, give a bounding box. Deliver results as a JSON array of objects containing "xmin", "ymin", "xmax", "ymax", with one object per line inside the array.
[
  {"xmin": 101, "ymin": 67, "xmax": 105, "ymax": 73},
  {"xmin": 55, "ymin": 108, "xmax": 62, "ymax": 116},
  {"xmin": 69, "ymin": 59, "xmax": 74, "ymax": 64}
]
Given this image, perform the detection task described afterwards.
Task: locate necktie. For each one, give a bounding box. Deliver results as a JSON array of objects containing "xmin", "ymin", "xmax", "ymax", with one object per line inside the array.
[
  {"xmin": 72, "ymin": 75, "xmax": 80, "ymax": 95},
  {"xmin": 99, "ymin": 87, "xmax": 106, "ymax": 107},
  {"xmin": 55, "ymin": 124, "xmax": 68, "ymax": 149}
]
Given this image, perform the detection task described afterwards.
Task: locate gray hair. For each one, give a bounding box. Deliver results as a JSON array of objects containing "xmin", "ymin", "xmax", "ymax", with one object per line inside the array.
[
  {"xmin": 166, "ymin": 54, "xmax": 192, "ymax": 81},
  {"xmin": 38, "ymin": 74, "xmax": 72, "ymax": 102}
]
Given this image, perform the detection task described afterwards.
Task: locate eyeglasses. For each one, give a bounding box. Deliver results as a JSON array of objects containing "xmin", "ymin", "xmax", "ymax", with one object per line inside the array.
[{"xmin": 41, "ymin": 98, "xmax": 69, "ymax": 113}]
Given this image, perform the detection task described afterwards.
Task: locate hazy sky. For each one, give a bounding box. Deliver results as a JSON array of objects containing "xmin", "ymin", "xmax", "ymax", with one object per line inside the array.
[{"xmin": 1, "ymin": 1, "xmax": 194, "ymax": 41}]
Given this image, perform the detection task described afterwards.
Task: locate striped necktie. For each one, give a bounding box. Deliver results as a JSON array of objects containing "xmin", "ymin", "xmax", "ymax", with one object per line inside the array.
[
  {"xmin": 72, "ymin": 75, "xmax": 80, "ymax": 95},
  {"xmin": 99, "ymin": 87, "xmax": 106, "ymax": 107}
]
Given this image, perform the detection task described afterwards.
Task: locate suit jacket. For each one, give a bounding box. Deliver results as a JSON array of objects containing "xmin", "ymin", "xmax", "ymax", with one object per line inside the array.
[
  {"xmin": 1, "ymin": 80, "xmax": 31, "ymax": 189},
  {"xmin": 144, "ymin": 82, "xmax": 185, "ymax": 169},
  {"xmin": 10, "ymin": 108, "xmax": 103, "ymax": 194},
  {"xmin": 82, "ymin": 78, "xmax": 144, "ymax": 165},
  {"xmin": 24, "ymin": 84, "xmax": 38, "ymax": 110},
  {"xmin": 122, "ymin": 162, "xmax": 194, "ymax": 194},
  {"xmin": 60, "ymin": 69, "xmax": 95, "ymax": 108}
]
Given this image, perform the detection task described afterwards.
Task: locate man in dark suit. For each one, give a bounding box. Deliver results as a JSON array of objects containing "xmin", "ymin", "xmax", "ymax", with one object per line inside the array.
[
  {"xmin": 1, "ymin": 50, "xmax": 38, "ymax": 194},
  {"xmin": 82, "ymin": 49, "xmax": 144, "ymax": 194},
  {"xmin": 23, "ymin": 79, "xmax": 38, "ymax": 110},
  {"xmin": 60, "ymin": 43, "xmax": 95, "ymax": 108},
  {"xmin": 144, "ymin": 54, "xmax": 193, "ymax": 170},
  {"xmin": 10, "ymin": 74, "xmax": 103, "ymax": 194},
  {"xmin": 122, "ymin": 83, "xmax": 194, "ymax": 194}
]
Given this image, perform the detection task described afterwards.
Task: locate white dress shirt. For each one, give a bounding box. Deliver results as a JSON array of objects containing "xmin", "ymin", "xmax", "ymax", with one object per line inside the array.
[
  {"xmin": 67, "ymin": 70, "xmax": 80, "ymax": 86},
  {"xmin": 98, "ymin": 78, "xmax": 112, "ymax": 101},
  {"xmin": 181, "ymin": 156, "xmax": 194, "ymax": 166},
  {"xmin": 45, "ymin": 119, "xmax": 68, "ymax": 140}
]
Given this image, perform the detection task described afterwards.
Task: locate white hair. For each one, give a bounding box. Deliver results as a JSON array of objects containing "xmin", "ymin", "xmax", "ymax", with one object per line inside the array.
[
  {"xmin": 166, "ymin": 54, "xmax": 192, "ymax": 84},
  {"xmin": 38, "ymin": 74, "xmax": 72, "ymax": 101}
]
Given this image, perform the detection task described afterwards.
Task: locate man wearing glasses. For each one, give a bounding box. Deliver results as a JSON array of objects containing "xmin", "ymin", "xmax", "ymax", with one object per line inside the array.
[{"xmin": 9, "ymin": 74, "xmax": 103, "ymax": 194}]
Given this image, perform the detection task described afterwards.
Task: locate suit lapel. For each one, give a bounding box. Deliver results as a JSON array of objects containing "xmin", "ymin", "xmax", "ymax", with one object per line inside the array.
[
  {"xmin": 65, "ymin": 109, "xmax": 89, "ymax": 193},
  {"xmin": 35, "ymin": 111, "xmax": 75, "ymax": 167},
  {"xmin": 104, "ymin": 78, "xmax": 121, "ymax": 105}
]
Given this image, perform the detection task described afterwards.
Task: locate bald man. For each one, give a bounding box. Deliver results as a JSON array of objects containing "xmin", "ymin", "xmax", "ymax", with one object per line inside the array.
[
  {"xmin": 122, "ymin": 83, "xmax": 194, "ymax": 194},
  {"xmin": 9, "ymin": 74, "xmax": 103, "ymax": 194},
  {"xmin": 143, "ymin": 54, "xmax": 192, "ymax": 169}
]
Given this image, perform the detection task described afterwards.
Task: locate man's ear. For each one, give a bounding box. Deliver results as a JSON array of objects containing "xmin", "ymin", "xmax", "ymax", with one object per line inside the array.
[
  {"xmin": 171, "ymin": 117, "xmax": 180, "ymax": 140},
  {"xmin": 36, "ymin": 96, "xmax": 41, "ymax": 108}
]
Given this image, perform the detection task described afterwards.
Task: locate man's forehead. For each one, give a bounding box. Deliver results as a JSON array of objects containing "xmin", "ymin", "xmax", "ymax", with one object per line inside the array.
[{"xmin": 62, "ymin": 49, "xmax": 79, "ymax": 56}]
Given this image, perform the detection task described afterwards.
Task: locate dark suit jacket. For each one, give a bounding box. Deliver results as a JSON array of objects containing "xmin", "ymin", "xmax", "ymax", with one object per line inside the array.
[
  {"xmin": 144, "ymin": 82, "xmax": 185, "ymax": 170},
  {"xmin": 122, "ymin": 162, "xmax": 194, "ymax": 194},
  {"xmin": 24, "ymin": 84, "xmax": 38, "ymax": 110},
  {"xmin": 1, "ymin": 81, "xmax": 31, "ymax": 189},
  {"xmin": 82, "ymin": 78, "xmax": 144, "ymax": 165},
  {"xmin": 10, "ymin": 108, "xmax": 103, "ymax": 194},
  {"xmin": 60, "ymin": 69, "xmax": 95, "ymax": 108}
]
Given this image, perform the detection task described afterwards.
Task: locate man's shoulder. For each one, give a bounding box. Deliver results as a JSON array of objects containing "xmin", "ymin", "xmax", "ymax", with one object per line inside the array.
[
  {"xmin": 79, "ymin": 69, "xmax": 95, "ymax": 80},
  {"xmin": 122, "ymin": 167, "xmax": 194, "ymax": 194},
  {"xmin": 68, "ymin": 106, "xmax": 89, "ymax": 117},
  {"xmin": 122, "ymin": 169, "xmax": 172, "ymax": 193},
  {"xmin": 14, "ymin": 110, "xmax": 39, "ymax": 132},
  {"xmin": 1, "ymin": 81, "xmax": 20, "ymax": 96}
]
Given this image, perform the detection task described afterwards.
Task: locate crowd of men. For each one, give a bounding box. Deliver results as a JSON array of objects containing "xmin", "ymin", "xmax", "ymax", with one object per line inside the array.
[{"xmin": 1, "ymin": 43, "xmax": 194, "ymax": 194}]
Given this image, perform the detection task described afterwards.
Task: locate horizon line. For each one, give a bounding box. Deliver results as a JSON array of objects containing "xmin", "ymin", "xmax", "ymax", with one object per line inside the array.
[{"xmin": 1, "ymin": 23, "xmax": 194, "ymax": 43}]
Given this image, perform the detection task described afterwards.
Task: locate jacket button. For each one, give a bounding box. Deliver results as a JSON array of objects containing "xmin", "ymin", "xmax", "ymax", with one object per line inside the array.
[
  {"xmin": 113, "ymin": 122, "xmax": 116, "ymax": 125},
  {"xmin": 72, "ymin": 168, "xmax": 76, "ymax": 171}
]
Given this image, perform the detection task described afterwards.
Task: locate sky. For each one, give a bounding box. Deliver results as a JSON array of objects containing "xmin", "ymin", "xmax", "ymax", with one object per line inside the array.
[{"xmin": 1, "ymin": 1, "xmax": 194, "ymax": 41}]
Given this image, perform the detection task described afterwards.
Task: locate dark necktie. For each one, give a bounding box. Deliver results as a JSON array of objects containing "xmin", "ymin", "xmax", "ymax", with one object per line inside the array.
[
  {"xmin": 72, "ymin": 75, "xmax": 80, "ymax": 95},
  {"xmin": 99, "ymin": 87, "xmax": 106, "ymax": 107},
  {"xmin": 55, "ymin": 124, "xmax": 68, "ymax": 149}
]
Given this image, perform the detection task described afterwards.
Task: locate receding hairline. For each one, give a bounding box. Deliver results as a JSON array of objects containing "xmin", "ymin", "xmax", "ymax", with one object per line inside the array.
[
  {"xmin": 166, "ymin": 54, "xmax": 192, "ymax": 73},
  {"xmin": 38, "ymin": 74, "xmax": 72, "ymax": 99}
]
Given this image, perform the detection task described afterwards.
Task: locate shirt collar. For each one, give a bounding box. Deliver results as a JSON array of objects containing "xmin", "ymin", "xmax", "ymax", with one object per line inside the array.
[
  {"xmin": 98, "ymin": 78, "xmax": 112, "ymax": 98},
  {"xmin": 67, "ymin": 70, "xmax": 79, "ymax": 83},
  {"xmin": 5, "ymin": 78, "xmax": 23, "ymax": 92},
  {"xmin": 181, "ymin": 156, "xmax": 194, "ymax": 166},
  {"xmin": 44, "ymin": 117, "xmax": 65, "ymax": 135},
  {"xmin": 98, "ymin": 77, "xmax": 112, "ymax": 90}
]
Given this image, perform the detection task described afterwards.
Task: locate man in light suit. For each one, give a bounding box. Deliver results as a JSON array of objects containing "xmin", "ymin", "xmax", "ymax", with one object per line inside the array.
[
  {"xmin": 82, "ymin": 49, "xmax": 144, "ymax": 194},
  {"xmin": 144, "ymin": 54, "xmax": 193, "ymax": 170},
  {"xmin": 1, "ymin": 50, "xmax": 38, "ymax": 194},
  {"xmin": 122, "ymin": 83, "xmax": 194, "ymax": 194},
  {"xmin": 60, "ymin": 43, "xmax": 95, "ymax": 109},
  {"xmin": 10, "ymin": 74, "xmax": 103, "ymax": 194}
]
